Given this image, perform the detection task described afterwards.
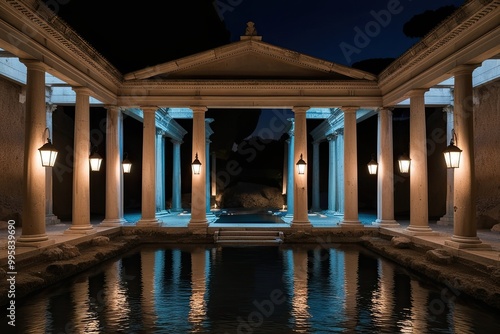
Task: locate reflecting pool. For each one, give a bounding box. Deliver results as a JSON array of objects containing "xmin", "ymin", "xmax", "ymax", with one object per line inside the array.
[{"xmin": 3, "ymin": 244, "xmax": 500, "ymax": 333}]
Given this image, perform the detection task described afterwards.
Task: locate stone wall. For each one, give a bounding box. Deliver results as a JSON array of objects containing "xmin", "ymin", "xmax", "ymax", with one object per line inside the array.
[
  {"xmin": 474, "ymin": 80, "xmax": 500, "ymax": 228},
  {"xmin": 0, "ymin": 76, "xmax": 24, "ymax": 222}
]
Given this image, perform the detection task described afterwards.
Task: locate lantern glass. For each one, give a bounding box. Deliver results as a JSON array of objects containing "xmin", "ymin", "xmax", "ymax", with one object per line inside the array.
[
  {"xmin": 192, "ymin": 153, "xmax": 202, "ymax": 175},
  {"xmin": 443, "ymin": 144, "xmax": 462, "ymax": 168},
  {"xmin": 398, "ymin": 154, "xmax": 411, "ymax": 174},
  {"xmin": 296, "ymin": 154, "xmax": 306, "ymax": 174},
  {"xmin": 122, "ymin": 159, "xmax": 132, "ymax": 173},
  {"xmin": 367, "ymin": 158, "xmax": 378, "ymax": 175},
  {"xmin": 38, "ymin": 140, "xmax": 58, "ymax": 167},
  {"xmin": 89, "ymin": 152, "xmax": 103, "ymax": 172}
]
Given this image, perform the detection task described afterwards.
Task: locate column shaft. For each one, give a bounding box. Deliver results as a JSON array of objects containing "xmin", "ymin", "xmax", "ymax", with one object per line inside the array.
[
  {"xmin": 171, "ymin": 140, "xmax": 182, "ymax": 212},
  {"xmin": 67, "ymin": 87, "xmax": 95, "ymax": 234},
  {"xmin": 286, "ymin": 121, "xmax": 295, "ymax": 217},
  {"xmin": 45, "ymin": 103, "xmax": 60, "ymax": 225},
  {"xmin": 336, "ymin": 130, "xmax": 345, "ymax": 215},
  {"xmin": 341, "ymin": 107, "xmax": 361, "ymax": 226},
  {"xmin": 155, "ymin": 130, "xmax": 167, "ymax": 215},
  {"xmin": 438, "ymin": 106, "xmax": 455, "ymax": 226},
  {"xmin": 311, "ymin": 141, "xmax": 321, "ymax": 212},
  {"xmin": 375, "ymin": 108, "xmax": 398, "ymax": 226},
  {"xmin": 291, "ymin": 107, "xmax": 310, "ymax": 227},
  {"xmin": 446, "ymin": 65, "xmax": 489, "ymax": 248},
  {"xmin": 189, "ymin": 107, "xmax": 208, "ymax": 228},
  {"xmin": 138, "ymin": 107, "xmax": 159, "ymax": 226},
  {"xmin": 101, "ymin": 106, "xmax": 125, "ymax": 226},
  {"xmin": 327, "ymin": 135, "xmax": 337, "ymax": 214},
  {"xmin": 406, "ymin": 90, "xmax": 433, "ymax": 234},
  {"xmin": 17, "ymin": 60, "xmax": 52, "ymax": 245}
]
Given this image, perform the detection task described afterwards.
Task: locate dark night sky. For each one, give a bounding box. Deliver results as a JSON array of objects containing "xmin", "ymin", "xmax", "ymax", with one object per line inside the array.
[{"xmin": 47, "ymin": 0, "xmax": 465, "ymax": 74}]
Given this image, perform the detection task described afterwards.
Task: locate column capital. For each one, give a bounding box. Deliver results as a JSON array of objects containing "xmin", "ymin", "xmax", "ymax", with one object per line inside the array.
[
  {"xmin": 156, "ymin": 129, "xmax": 166, "ymax": 136},
  {"xmin": 72, "ymin": 86, "xmax": 93, "ymax": 96},
  {"xmin": 292, "ymin": 106, "xmax": 310, "ymax": 113},
  {"xmin": 407, "ymin": 88, "xmax": 428, "ymax": 97},
  {"xmin": 190, "ymin": 106, "xmax": 208, "ymax": 113},
  {"xmin": 46, "ymin": 103, "xmax": 57, "ymax": 113},
  {"xmin": 326, "ymin": 133, "xmax": 337, "ymax": 141},
  {"xmin": 451, "ymin": 64, "xmax": 481, "ymax": 76},
  {"xmin": 171, "ymin": 138, "xmax": 183, "ymax": 145},
  {"xmin": 341, "ymin": 106, "xmax": 359, "ymax": 113},
  {"xmin": 377, "ymin": 106, "xmax": 394, "ymax": 113},
  {"xmin": 140, "ymin": 106, "xmax": 158, "ymax": 113},
  {"xmin": 103, "ymin": 105, "xmax": 121, "ymax": 112},
  {"xmin": 335, "ymin": 128, "xmax": 344, "ymax": 136},
  {"xmin": 19, "ymin": 59, "xmax": 50, "ymax": 72},
  {"xmin": 443, "ymin": 105, "xmax": 454, "ymax": 114}
]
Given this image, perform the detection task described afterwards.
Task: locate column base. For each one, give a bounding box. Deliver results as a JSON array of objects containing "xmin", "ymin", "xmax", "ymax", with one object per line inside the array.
[
  {"xmin": 137, "ymin": 218, "xmax": 160, "ymax": 226},
  {"xmin": 403, "ymin": 225, "xmax": 436, "ymax": 236},
  {"xmin": 16, "ymin": 233, "xmax": 55, "ymax": 248},
  {"xmin": 64, "ymin": 226, "xmax": 97, "ymax": 235},
  {"xmin": 323, "ymin": 210, "xmax": 336, "ymax": 215},
  {"xmin": 340, "ymin": 220, "xmax": 364, "ymax": 228},
  {"xmin": 372, "ymin": 219, "xmax": 400, "ymax": 228},
  {"xmin": 437, "ymin": 215, "xmax": 454, "ymax": 226},
  {"xmin": 155, "ymin": 210, "xmax": 171, "ymax": 220},
  {"xmin": 100, "ymin": 218, "xmax": 127, "ymax": 227},
  {"xmin": 334, "ymin": 212, "xmax": 344, "ymax": 217},
  {"xmin": 45, "ymin": 214, "xmax": 60, "ymax": 225},
  {"xmin": 444, "ymin": 235, "xmax": 492, "ymax": 249},
  {"xmin": 291, "ymin": 220, "xmax": 311, "ymax": 230}
]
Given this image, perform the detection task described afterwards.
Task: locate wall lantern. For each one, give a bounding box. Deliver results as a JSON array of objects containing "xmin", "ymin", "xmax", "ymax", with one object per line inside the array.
[
  {"xmin": 89, "ymin": 144, "xmax": 103, "ymax": 172},
  {"xmin": 443, "ymin": 129, "xmax": 462, "ymax": 169},
  {"xmin": 192, "ymin": 152, "xmax": 202, "ymax": 175},
  {"xmin": 122, "ymin": 152, "xmax": 132, "ymax": 174},
  {"xmin": 38, "ymin": 127, "xmax": 58, "ymax": 167},
  {"xmin": 296, "ymin": 154, "xmax": 307, "ymax": 175},
  {"xmin": 367, "ymin": 154, "xmax": 378, "ymax": 175},
  {"xmin": 398, "ymin": 153, "xmax": 411, "ymax": 174}
]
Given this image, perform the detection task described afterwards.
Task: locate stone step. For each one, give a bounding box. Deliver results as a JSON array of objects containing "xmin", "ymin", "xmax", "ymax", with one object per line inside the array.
[{"xmin": 214, "ymin": 230, "xmax": 284, "ymax": 246}]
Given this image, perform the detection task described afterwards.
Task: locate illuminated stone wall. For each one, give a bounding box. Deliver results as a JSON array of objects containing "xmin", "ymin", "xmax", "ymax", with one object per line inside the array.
[{"xmin": 0, "ymin": 76, "xmax": 24, "ymax": 222}]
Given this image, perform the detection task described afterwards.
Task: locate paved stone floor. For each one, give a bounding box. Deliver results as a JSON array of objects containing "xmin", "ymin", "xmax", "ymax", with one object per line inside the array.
[{"xmin": 1, "ymin": 210, "xmax": 499, "ymax": 267}]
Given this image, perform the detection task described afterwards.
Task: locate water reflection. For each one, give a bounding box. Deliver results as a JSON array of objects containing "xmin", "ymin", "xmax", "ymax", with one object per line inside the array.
[{"xmin": 5, "ymin": 244, "xmax": 500, "ymax": 333}]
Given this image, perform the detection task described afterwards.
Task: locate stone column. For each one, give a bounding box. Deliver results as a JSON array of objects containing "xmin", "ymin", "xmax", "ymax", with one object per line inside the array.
[
  {"xmin": 66, "ymin": 87, "xmax": 95, "ymax": 234},
  {"xmin": 438, "ymin": 105, "xmax": 455, "ymax": 226},
  {"xmin": 291, "ymin": 107, "xmax": 311, "ymax": 228},
  {"xmin": 188, "ymin": 106, "xmax": 208, "ymax": 229},
  {"xmin": 405, "ymin": 89, "xmax": 434, "ymax": 235},
  {"xmin": 45, "ymin": 103, "xmax": 60, "ymax": 225},
  {"xmin": 137, "ymin": 107, "xmax": 160, "ymax": 226},
  {"xmin": 311, "ymin": 141, "xmax": 321, "ymax": 212},
  {"xmin": 205, "ymin": 138, "xmax": 214, "ymax": 216},
  {"xmin": 374, "ymin": 108, "xmax": 399, "ymax": 227},
  {"xmin": 282, "ymin": 141, "xmax": 288, "ymax": 203},
  {"xmin": 211, "ymin": 151, "xmax": 217, "ymax": 198},
  {"xmin": 445, "ymin": 65, "xmax": 489, "ymax": 249},
  {"xmin": 101, "ymin": 106, "xmax": 126, "ymax": 226},
  {"xmin": 155, "ymin": 129, "xmax": 168, "ymax": 217},
  {"xmin": 326, "ymin": 134, "xmax": 337, "ymax": 215},
  {"xmin": 341, "ymin": 107, "xmax": 362, "ymax": 227},
  {"xmin": 335, "ymin": 129, "xmax": 345, "ymax": 216},
  {"xmin": 171, "ymin": 139, "xmax": 183, "ymax": 212},
  {"xmin": 17, "ymin": 60, "xmax": 53, "ymax": 246},
  {"xmin": 286, "ymin": 119, "xmax": 295, "ymax": 218}
]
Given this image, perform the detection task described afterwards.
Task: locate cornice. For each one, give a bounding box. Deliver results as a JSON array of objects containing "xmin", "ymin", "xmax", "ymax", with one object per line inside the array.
[
  {"xmin": 5, "ymin": 1, "xmax": 122, "ymax": 86},
  {"xmin": 379, "ymin": 0, "xmax": 499, "ymax": 85}
]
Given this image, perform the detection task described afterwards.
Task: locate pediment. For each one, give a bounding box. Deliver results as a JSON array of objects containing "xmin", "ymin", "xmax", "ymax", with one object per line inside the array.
[{"xmin": 124, "ymin": 39, "xmax": 377, "ymax": 81}]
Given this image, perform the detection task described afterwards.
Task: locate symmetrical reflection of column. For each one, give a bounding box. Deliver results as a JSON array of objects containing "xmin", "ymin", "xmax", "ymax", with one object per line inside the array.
[
  {"xmin": 409, "ymin": 279, "xmax": 429, "ymax": 333},
  {"xmin": 406, "ymin": 90, "xmax": 433, "ymax": 235},
  {"xmin": 45, "ymin": 103, "xmax": 60, "ymax": 225},
  {"xmin": 438, "ymin": 105, "xmax": 455, "ymax": 226},
  {"xmin": 21, "ymin": 294, "xmax": 47, "ymax": 333},
  {"xmin": 292, "ymin": 247, "xmax": 310, "ymax": 331},
  {"xmin": 341, "ymin": 107, "xmax": 361, "ymax": 226},
  {"xmin": 373, "ymin": 259, "xmax": 395, "ymax": 329},
  {"xmin": 326, "ymin": 134, "xmax": 337, "ymax": 215},
  {"xmin": 138, "ymin": 107, "xmax": 160, "ymax": 226},
  {"xmin": 71, "ymin": 278, "xmax": 97, "ymax": 332},
  {"xmin": 171, "ymin": 139, "xmax": 183, "ymax": 212},
  {"xmin": 375, "ymin": 108, "xmax": 399, "ymax": 227},
  {"xmin": 451, "ymin": 300, "xmax": 474, "ymax": 333},
  {"xmin": 342, "ymin": 250, "xmax": 359, "ymax": 331},
  {"xmin": 141, "ymin": 249, "xmax": 158, "ymax": 329},
  {"xmin": 311, "ymin": 141, "xmax": 321, "ymax": 212},
  {"xmin": 189, "ymin": 247, "xmax": 207, "ymax": 332},
  {"xmin": 103, "ymin": 261, "xmax": 129, "ymax": 331}
]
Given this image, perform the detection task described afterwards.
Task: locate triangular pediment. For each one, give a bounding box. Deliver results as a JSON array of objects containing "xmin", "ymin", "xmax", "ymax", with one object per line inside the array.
[{"xmin": 124, "ymin": 38, "xmax": 377, "ymax": 81}]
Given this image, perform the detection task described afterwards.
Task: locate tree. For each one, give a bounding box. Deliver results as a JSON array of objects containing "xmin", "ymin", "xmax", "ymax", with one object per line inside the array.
[{"xmin": 403, "ymin": 5, "xmax": 458, "ymax": 39}]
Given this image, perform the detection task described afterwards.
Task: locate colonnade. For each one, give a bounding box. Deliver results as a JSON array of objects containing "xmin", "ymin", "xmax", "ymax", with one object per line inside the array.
[{"xmin": 17, "ymin": 60, "xmax": 489, "ymax": 249}]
